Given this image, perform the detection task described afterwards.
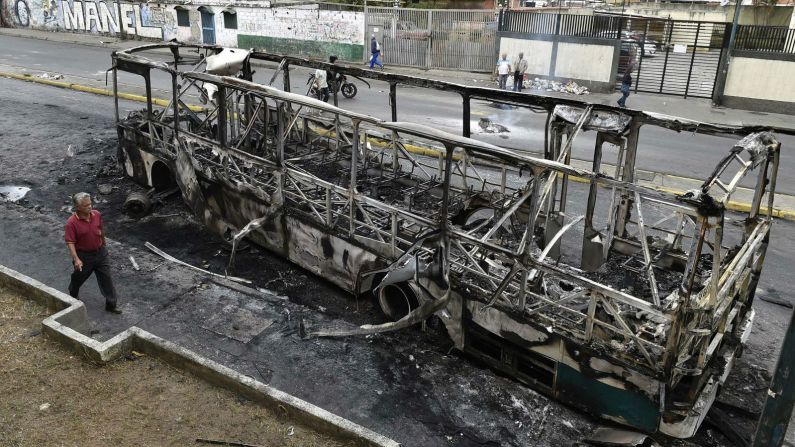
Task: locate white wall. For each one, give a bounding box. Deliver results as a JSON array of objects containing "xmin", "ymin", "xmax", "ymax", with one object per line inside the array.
[
  {"xmin": 724, "ymin": 56, "xmax": 795, "ymax": 103},
  {"xmin": 555, "ymin": 42, "xmax": 614, "ymax": 83},
  {"xmin": 498, "ymin": 37, "xmax": 553, "ymax": 76},
  {"xmin": 498, "ymin": 35, "xmax": 616, "ymax": 88},
  {"xmin": 237, "ymin": 7, "xmax": 364, "ymax": 45}
]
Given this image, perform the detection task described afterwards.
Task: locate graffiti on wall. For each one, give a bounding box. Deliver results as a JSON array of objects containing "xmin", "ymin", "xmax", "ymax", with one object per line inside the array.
[
  {"xmin": 1, "ymin": 0, "xmax": 162, "ymax": 38},
  {"xmin": 240, "ymin": 10, "xmax": 364, "ymax": 45},
  {"xmin": 4, "ymin": 0, "xmax": 62, "ymax": 28},
  {"xmin": 140, "ymin": 3, "xmax": 165, "ymax": 27},
  {"xmin": 60, "ymin": 1, "xmax": 162, "ymax": 37},
  {"xmin": 10, "ymin": 0, "xmax": 32, "ymax": 26}
]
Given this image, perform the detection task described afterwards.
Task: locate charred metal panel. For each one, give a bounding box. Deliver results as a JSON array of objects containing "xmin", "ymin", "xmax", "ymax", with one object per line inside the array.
[{"xmin": 556, "ymin": 363, "xmax": 660, "ymax": 432}]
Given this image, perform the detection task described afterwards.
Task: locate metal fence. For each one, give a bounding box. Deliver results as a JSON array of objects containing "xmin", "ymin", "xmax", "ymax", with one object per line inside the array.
[
  {"xmin": 499, "ymin": 12, "xmax": 730, "ymax": 99},
  {"xmin": 499, "ymin": 11, "xmax": 624, "ymax": 38},
  {"xmin": 626, "ymin": 19, "xmax": 729, "ymax": 98},
  {"xmin": 368, "ymin": 9, "xmax": 794, "ymax": 96},
  {"xmin": 735, "ymin": 25, "xmax": 795, "ymax": 54},
  {"xmin": 365, "ymin": 7, "xmax": 497, "ymax": 72},
  {"xmin": 318, "ymin": 2, "xmax": 364, "ymax": 11}
]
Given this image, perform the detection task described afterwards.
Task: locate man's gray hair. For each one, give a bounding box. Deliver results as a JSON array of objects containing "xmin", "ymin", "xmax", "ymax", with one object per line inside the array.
[{"xmin": 73, "ymin": 192, "xmax": 91, "ymax": 207}]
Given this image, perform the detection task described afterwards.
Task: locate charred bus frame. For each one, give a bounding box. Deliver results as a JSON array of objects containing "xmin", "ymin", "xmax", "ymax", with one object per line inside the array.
[{"xmin": 112, "ymin": 42, "xmax": 782, "ymax": 437}]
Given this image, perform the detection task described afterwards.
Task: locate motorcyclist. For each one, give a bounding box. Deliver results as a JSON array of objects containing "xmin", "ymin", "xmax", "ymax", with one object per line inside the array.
[
  {"xmin": 326, "ymin": 55, "xmax": 343, "ymax": 95},
  {"xmin": 312, "ymin": 55, "xmax": 341, "ymax": 103}
]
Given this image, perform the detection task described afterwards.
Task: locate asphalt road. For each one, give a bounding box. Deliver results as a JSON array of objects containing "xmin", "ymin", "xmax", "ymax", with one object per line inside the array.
[{"xmin": 1, "ymin": 34, "xmax": 794, "ymax": 196}]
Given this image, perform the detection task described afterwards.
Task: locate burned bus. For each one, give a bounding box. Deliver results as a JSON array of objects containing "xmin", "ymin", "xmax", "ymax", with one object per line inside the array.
[{"xmin": 112, "ymin": 43, "xmax": 781, "ymax": 437}]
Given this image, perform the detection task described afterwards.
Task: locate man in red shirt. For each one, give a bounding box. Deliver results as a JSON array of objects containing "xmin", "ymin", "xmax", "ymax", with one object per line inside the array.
[{"xmin": 65, "ymin": 192, "xmax": 121, "ymax": 314}]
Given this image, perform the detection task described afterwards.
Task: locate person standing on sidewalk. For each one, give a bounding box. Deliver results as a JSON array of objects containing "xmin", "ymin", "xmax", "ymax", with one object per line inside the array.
[
  {"xmin": 617, "ymin": 69, "xmax": 632, "ymax": 108},
  {"xmin": 312, "ymin": 66, "xmax": 330, "ymax": 102},
  {"xmin": 370, "ymin": 34, "xmax": 383, "ymax": 70},
  {"xmin": 64, "ymin": 192, "xmax": 121, "ymax": 314},
  {"xmin": 496, "ymin": 54, "xmax": 511, "ymax": 90},
  {"xmin": 513, "ymin": 52, "xmax": 528, "ymax": 92}
]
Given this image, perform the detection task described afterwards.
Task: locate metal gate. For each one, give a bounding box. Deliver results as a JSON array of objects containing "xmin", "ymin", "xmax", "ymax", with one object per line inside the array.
[
  {"xmin": 200, "ymin": 8, "xmax": 216, "ymax": 45},
  {"xmin": 619, "ymin": 17, "xmax": 729, "ymax": 99},
  {"xmin": 365, "ymin": 7, "xmax": 497, "ymax": 73}
]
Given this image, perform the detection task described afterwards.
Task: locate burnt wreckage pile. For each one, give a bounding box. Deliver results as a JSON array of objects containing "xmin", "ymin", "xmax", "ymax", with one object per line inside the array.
[{"xmin": 112, "ymin": 43, "xmax": 781, "ymax": 437}]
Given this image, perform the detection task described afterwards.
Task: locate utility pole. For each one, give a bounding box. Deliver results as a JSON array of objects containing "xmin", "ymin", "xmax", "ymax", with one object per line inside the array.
[
  {"xmin": 712, "ymin": 0, "xmax": 743, "ymax": 106},
  {"xmin": 752, "ymin": 307, "xmax": 795, "ymax": 447},
  {"xmin": 0, "ymin": 0, "xmax": 6, "ymax": 28},
  {"xmin": 116, "ymin": 0, "xmax": 127, "ymax": 40}
]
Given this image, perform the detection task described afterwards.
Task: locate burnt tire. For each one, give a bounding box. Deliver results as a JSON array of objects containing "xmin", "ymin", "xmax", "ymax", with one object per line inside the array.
[
  {"xmin": 123, "ymin": 191, "xmax": 152, "ymax": 219},
  {"xmin": 378, "ymin": 283, "xmax": 419, "ymax": 321},
  {"xmin": 341, "ymin": 83, "xmax": 357, "ymax": 99}
]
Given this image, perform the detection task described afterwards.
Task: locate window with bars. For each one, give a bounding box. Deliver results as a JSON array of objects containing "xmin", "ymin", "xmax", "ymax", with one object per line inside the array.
[
  {"xmin": 176, "ymin": 8, "xmax": 189, "ymax": 27},
  {"xmin": 223, "ymin": 11, "xmax": 237, "ymax": 29}
]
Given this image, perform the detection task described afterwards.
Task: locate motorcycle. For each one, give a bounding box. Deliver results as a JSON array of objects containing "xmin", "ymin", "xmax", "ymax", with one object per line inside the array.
[{"xmin": 307, "ymin": 72, "xmax": 370, "ymax": 100}]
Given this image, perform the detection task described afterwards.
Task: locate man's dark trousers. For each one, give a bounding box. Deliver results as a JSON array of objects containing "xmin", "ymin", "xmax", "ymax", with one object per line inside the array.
[
  {"xmin": 69, "ymin": 245, "xmax": 118, "ymax": 308},
  {"xmin": 513, "ymin": 72, "xmax": 524, "ymax": 92}
]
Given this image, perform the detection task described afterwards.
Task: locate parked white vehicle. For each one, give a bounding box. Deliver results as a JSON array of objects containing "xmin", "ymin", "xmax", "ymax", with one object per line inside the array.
[
  {"xmin": 596, "ymin": 30, "xmax": 658, "ymax": 57},
  {"xmin": 642, "ymin": 41, "xmax": 657, "ymax": 57}
]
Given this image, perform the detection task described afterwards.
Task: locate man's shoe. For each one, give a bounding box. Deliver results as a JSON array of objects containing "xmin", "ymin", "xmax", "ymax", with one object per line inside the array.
[{"xmin": 105, "ymin": 304, "xmax": 122, "ymax": 314}]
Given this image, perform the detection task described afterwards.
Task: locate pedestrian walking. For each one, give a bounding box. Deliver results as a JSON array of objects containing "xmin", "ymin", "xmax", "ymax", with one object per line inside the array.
[
  {"xmin": 370, "ymin": 34, "xmax": 383, "ymax": 70},
  {"xmin": 64, "ymin": 192, "xmax": 121, "ymax": 314},
  {"xmin": 496, "ymin": 54, "xmax": 511, "ymax": 90},
  {"xmin": 617, "ymin": 69, "xmax": 632, "ymax": 108},
  {"xmin": 513, "ymin": 53, "xmax": 528, "ymax": 92}
]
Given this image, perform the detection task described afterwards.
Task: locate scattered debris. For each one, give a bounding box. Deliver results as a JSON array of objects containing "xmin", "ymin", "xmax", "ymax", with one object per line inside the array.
[
  {"xmin": 150, "ymin": 213, "xmax": 181, "ymax": 219},
  {"xmin": 98, "ymin": 184, "xmax": 113, "ymax": 195},
  {"xmin": 500, "ymin": 76, "xmax": 591, "ymax": 95},
  {"xmin": 150, "ymin": 186, "xmax": 180, "ymax": 203},
  {"xmin": 287, "ymin": 426, "xmax": 295, "ymax": 436},
  {"xmin": 205, "ymin": 48, "xmax": 251, "ymax": 76},
  {"xmin": 37, "ymin": 72, "xmax": 64, "ymax": 80},
  {"xmin": 584, "ymin": 427, "xmax": 648, "ymax": 446},
  {"xmin": 478, "ymin": 117, "xmax": 511, "ymax": 134},
  {"xmin": 0, "ymin": 186, "xmax": 31, "ymax": 203},
  {"xmin": 65, "ymin": 144, "xmax": 75, "ymax": 158},
  {"xmin": 129, "ymin": 255, "xmax": 140, "ymax": 271},
  {"xmin": 38, "ymin": 403, "xmax": 51, "ymax": 411},
  {"xmin": 144, "ymin": 242, "xmax": 251, "ymax": 284}
]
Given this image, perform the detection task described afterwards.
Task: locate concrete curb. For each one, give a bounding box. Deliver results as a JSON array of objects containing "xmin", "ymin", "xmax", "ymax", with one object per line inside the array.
[
  {"xmin": 3, "ymin": 69, "xmax": 793, "ymax": 221},
  {"xmin": 0, "ymin": 264, "xmax": 401, "ymax": 447}
]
